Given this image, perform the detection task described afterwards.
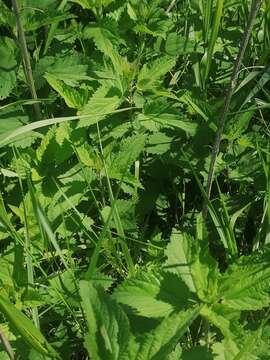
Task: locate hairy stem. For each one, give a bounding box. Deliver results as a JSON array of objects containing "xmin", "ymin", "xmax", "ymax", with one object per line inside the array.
[
  {"xmin": 166, "ymin": 0, "xmax": 177, "ymax": 15},
  {"xmin": 12, "ymin": 0, "xmax": 41, "ymax": 120},
  {"xmin": 0, "ymin": 326, "xmax": 15, "ymax": 360},
  {"xmin": 203, "ymin": 0, "xmax": 263, "ymax": 218}
]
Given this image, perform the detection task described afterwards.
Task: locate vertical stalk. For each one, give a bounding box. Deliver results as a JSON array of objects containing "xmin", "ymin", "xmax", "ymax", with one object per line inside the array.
[
  {"xmin": 12, "ymin": 0, "xmax": 41, "ymax": 120},
  {"xmin": 203, "ymin": 0, "xmax": 263, "ymax": 218},
  {"xmin": 0, "ymin": 325, "xmax": 15, "ymax": 360}
]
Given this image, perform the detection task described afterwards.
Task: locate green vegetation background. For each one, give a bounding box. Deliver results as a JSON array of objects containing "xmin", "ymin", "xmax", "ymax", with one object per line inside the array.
[{"xmin": 0, "ymin": 0, "xmax": 270, "ymax": 359}]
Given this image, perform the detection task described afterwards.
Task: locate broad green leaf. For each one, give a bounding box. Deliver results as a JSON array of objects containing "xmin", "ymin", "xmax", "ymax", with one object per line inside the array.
[
  {"xmin": 44, "ymin": 54, "xmax": 91, "ymax": 86},
  {"xmin": 78, "ymin": 82, "xmax": 123, "ymax": 128},
  {"xmin": 137, "ymin": 56, "xmax": 176, "ymax": 92},
  {"xmin": 212, "ymin": 339, "xmax": 239, "ymax": 360},
  {"xmin": 79, "ymin": 281, "xmax": 130, "ymax": 360},
  {"xmin": 107, "ymin": 134, "xmax": 146, "ymax": 186},
  {"xmin": 134, "ymin": 20, "xmax": 171, "ymax": 39},
  {"xmin": 200, "ymin": 304, "xmax": 240, "ymax": 339},
  {"xmin": 165, "ymin": 230, "xmax": 219, "ymax": 303},
  {"xmin": 0, "ymin": 295, "xmax": 59, "ymax": 358},
  {"xmin": 219, "ymin": 247, "xmax": 270, "ymax": 310},
  {"xmin": 165, "ymin": 33, "xmax": 199, "ymax": 56},
  {"xmin": 165, "ymin": 230, "xmax": 196, "ymax": 293},
  {"xmin": 137, "ymin": 100, "xmax": 197, "ymax": 135},
  {"xmin": 0, "ymin": 109, "xmax": 132, "ymax": 148},
  {"xmin": 83, "ymin": 25, "xmax": 130, "ymax": 80},
  {"xmin": 0, "ymin": 39, "xmax": 17, "ymax": 100},
  {"xmin": 45, "ymin": 74, "xmax": 89, "ymax": 109},
  {"xmin": 113, "ymin": 271, "xmax": 190, "ymax": 318},
  {"xmin": 70, "ymin": 0, "xmax": 115, "ymax": 9},
  {"xmin": 0, "ymin": 105, "xmax": 41, "ymax": 148},
  {"xmin": 36, "ymin": 124, "xmax": 73, "ymax": 165},
  {"xmin": 0, "ymin": 1, "xmax": 15, "ymax": 27},
  {"xmin": 24, "ymin": 13, "xmax": 76, "ymax": 32},
  {"xmin": 122, "ymin": 305, "xmax": 201, "ymax": 360}
]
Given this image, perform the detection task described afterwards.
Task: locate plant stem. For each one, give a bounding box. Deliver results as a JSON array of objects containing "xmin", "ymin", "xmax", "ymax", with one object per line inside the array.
[
  {"xmin": 203, "ymin": 0, "xmax": 263, "ymax": 218},
  {"xmin": 11, "ymin": 0, "xmax": 41, "ymax": 120},
  {"xmin": 0, "ymin": 326, "xmax": 15, "ymax": 360},
  {"xmin": 166, "ymin": 0, "xmax": 177, "ymax": 16}
]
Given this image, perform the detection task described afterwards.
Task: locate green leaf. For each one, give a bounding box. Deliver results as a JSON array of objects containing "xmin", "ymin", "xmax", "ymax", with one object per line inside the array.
[
  {"xmin": 137, "ymin": 56, "xmax": 176, "ymax": 92},
  {"xmin": 83, "ymin": 25, "xmax": 130, "ymax": 79},
  {"xmin": 0, "ymin": 295, "xmax": 59, "ymax": 358},
  {"xmin": 79, "ymin": 281, "xmax": 130, "ymax": 360},
  {"xmin": 138, "ymin": 100, "xmax": 197, "ymax": 135},
  {"xmin": 200, "ymin": 304, "xmax": 240, "ymax": 339},
  {"xmin": 44, "ymin": 54, "xmax": 91, "ymax": 86},
  {"xmin": 0, "ymin": 39, "xmax": 17, "ymax": 100},
  {"xmin": 107, "ymin": 134, "xmax": 146, "ymax": 185},
  {"xmin": 78, "ymin": 82, "xmax": 123, "ymax": 128},
  {"xmin": 36, "ymin": 124, "xmax": 73, "ymax": 165},
  {"xmin": 212, "ymin": 339, "xmax": 239, "ymax": 360},
  {"xmin": 165, "ymin": 33, "xmax": 199, "ymax": 56},
  {"xmin": 70, "ymin": 0, "xmax": 115, "ymax": 9},
  {"xmin": 165, "ymin": 230, "xmax": 196, "ymax": 293},
  {"xmin": 165, "ymin": 230, "xmax": 219, "ymax": 303},
  {"xmin": 123, "ymin": 305, "xmax": 201, "ymax": 360},
  {"xmin": 23, "ymin": 12, "xmax": 76, "ymax": 32},
  {"xmin": 219, "ymin": 247, "xmax": 270, "ymax": 310},
  {"xmin": 45, "ymin": 74, "xmax": 89, "ymax": 109},
  {"xmin": 113, "ymin": 271, "xmax": 191, "ymax": 318},
  {"xmin": 0, "ymin": 2, "xmax": 15, "ymax": 27}
]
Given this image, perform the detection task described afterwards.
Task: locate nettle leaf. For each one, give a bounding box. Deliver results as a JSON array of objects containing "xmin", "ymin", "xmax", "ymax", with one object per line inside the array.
[
  {"xmin": 44, "ymin": 53, "xmax": 91, "ymax": 86},
  {"xmin": 36, "ymin": 123, "xmax": 72, "ymax": 165},
  {"xmin": 79, "ymin": 281, "xmax": 130, "ymax": 360},
  {"xmin": 146, "ymin": 132, "xmax": 172, "ymax": 154},
  {"xmin": 122, "ymin": 305, "xmax": 201, "ymax": 360},
  {"xmin": 83, "ymin": 25, "xmax": 130, "ymax": 80},
  {"xmin": 164, "ymin": 230, "xmax": 219, "ymax": 303},
  {"xmin": 0, "ymin": 106, "xmax": 41, "ymax": 148},
  {"xmin": 137, "ymin": 56, "xmax": 176, "ymax": 92},
  {"xmin": 134, "ymin": 16, "xmax": 172, "ymax": 39},
  {"xmin": 78, "ymin": 81, "xmax": 123, "ymax": 128},
  {"xmin": 128, "ymin": 0, "xmax": 172, "ymax": 39},
  {"xmin": 219, "ymin": 246, "xmax": 270, "ymax": 310},
  {"xmin": 76, "ymin": 142, "xmax": 103, "ymax": 170},
  {"xmin": 165, "ymin": 230, "xmax": 196, "ymax": 293},
  {"xmin": 200, "ymin": 304, "xmax": 240, "ymax": 340},
  {"xmin": 23, "ymin": 11, "xmax": 76, "ymax": 32},
  {"xmin": 0, "ymin": 38, "xmax": 17, "ymax": 100},
  {"xmin": 84, "ymin": 24, "xmax": 122, "ymax": 50},
  {"xmin": 0, "ymin": 1, "xmax": 15, "ymax": 27},
  {"xmin": 165, "ymin": 33, "xmax": 201, "ymax": 56},
  {"xmin": 113, "ymin": 270, "xmax": 191, "ymax": 318},
  {"xmin": 107, "ymin": 134, "xmax": 146, "ymax": 186},
  {"xmin": 212, "ymin": 339, "xmax": 239, "ymax": 360},
  {"xmin": 138, "ymin": 100, "xmax": 197, "ymax": 135},
  {"xmin": 45, "ymin": 74, "xmax": 89, "ymax": 109},
  {"xmin": 211, "ymin": 324, "xmax": 268, "ymax": 360},
  {"xmin": 70, "ymin": 0, "xmax": 115, "ymax": 9},
  {"xmin": 0, "ymin": 106, "xmax": 28, "ymax": 136}
]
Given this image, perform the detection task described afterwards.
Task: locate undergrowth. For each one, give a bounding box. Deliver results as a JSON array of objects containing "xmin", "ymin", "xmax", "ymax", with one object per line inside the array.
[{"xmin": 0, "ymin": 0, "xmax": 270, "ymax": 359}]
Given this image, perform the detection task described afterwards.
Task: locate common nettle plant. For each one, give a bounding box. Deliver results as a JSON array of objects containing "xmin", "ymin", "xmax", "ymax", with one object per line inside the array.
[{"xmin": 0, "ymin": 0, "xmax": 270, "ymax": 359}]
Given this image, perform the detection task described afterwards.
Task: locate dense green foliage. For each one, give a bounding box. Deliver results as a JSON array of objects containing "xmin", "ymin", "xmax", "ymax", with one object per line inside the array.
[{"xmin": 0, "ymin": 0, "xmax": 270, "ymax": 358}]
